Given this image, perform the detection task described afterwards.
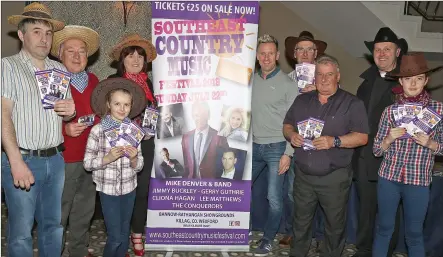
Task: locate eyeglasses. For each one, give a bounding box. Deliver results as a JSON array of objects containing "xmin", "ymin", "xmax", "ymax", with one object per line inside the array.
[{"xmin": 295, "ymin": 47, "xmax": 316, "ymax": 53}]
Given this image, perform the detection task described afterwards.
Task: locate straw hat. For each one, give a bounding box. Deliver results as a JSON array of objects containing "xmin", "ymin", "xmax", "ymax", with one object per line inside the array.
[
  {"xmin": 285, "ymin": 31, "xmax": 327, "ymax": 60},
  {"xmin": 91, "ymin": 78, "xmax": 147, "ymax": 119},
  {"xmin": 7, "ymin": 2, "xmax": 65, "ymax": 31},
  {"xmin": 51, "ymin": 25, "xmax": 100, "ymax": 58},
  {"xmin": 109, "ymin": 34, "xmax": 157, "ymax": 62},
  {"xmin": 387, "ymin": 52, "xmax": 443, "ymax": 78}
]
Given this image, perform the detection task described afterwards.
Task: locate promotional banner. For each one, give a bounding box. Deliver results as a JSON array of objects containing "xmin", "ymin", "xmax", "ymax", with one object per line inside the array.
[{"xmin": 146, "ymin": 1, "xmax": 259, "ymax": 252}]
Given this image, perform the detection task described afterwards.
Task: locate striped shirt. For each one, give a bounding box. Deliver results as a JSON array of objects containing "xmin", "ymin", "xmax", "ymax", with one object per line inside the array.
[
  {"xmin": 1, "ymin": 50, "xmax": 71, "ymax": 150},
  {"xmin": 373, "ymin": 99, "xmax": 443, "ymax": 186},
  {"xmin": 84, "ymin": 123, "xmax": 144, "ymax": 196}
]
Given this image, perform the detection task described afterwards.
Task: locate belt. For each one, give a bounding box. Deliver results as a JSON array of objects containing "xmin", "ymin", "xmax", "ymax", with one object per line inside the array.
[{"xmin": 19, "ymin": 144, "xmax": 65, "ymax": 157}]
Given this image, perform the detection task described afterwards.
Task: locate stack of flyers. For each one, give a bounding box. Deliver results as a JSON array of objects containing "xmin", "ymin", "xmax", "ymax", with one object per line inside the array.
[
  {"xmin": 295, "ymin": 63, "xmax": 315, "ymax": 93},
  {"xmin": 104, "ymin": 120, "xmax": 145, "ymax": 151},
  {"xmin": 35, "ymin": 68, "xmax": 71, "ymax": 109},
  {"xmin": 405, "ymin": 107, "xmax": 442, "ymax": 136},
  {"xmin": 297, "ymin": 117, "xmax": 325, "ymax": 150},
  {"xmin": 78, "ymin": 114, "xmax": 95, "ymax": 127},
  {"xmin": 35, "ymin": 70, "xmax": 52, "ymax": 109},
  {"xmin": 142, "ymin": 107, "xmax": 159, "ymax": 136},
  {"xmin": 392, "ymin": 103, "xmax": 423, "ymax": 139}
]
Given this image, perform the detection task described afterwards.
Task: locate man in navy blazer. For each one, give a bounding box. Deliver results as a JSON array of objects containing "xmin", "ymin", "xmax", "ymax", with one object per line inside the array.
[{"xmin": 216, "ymin": 148, "xmax": 244, "ymax": 181}]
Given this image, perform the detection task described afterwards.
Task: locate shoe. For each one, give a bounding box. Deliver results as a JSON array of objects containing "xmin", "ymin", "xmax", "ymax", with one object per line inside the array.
[
  {"xmin": 131, "ymin": 234, "xmax": 145, "ymax": 256},
  {"xmin": 254, "ymin": 239, "xmax": 272, "ymax": 256},
  {"xmin": 248, "ymin": 231, "xmax": 253, "ymax": 244},
  {"xmin": 279, "ymin": 235, "xmax": 292, "ymax": 247}
]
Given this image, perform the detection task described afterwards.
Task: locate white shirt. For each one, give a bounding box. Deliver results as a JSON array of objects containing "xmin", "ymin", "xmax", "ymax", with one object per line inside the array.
[
  {"xmin": 193, "ymin": 126, "xmax": 209, "ymax": 165},
  {"xmin": 165, "ymin": 120, "xmax": 174, "ymax": 136},
  {"xmin": 379, "ymin": 71, "xmax": 387, "ymax": 78},
  {"xmin": 221, "ymin": 168, "xmax": 236, "ymax": 180},
  {"xmin": 1, "ymin": 50, "xmax": 71, "ymax": 149}
]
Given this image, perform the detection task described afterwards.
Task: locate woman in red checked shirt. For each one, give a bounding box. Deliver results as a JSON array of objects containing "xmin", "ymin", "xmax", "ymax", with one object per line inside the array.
[
  {"xmin": 108, "ymin": 34, "xmax": 158, "ymax": 256},
  {"xmin": 372, "ymin": 52, "xmax": 443, "ymax": 257}
]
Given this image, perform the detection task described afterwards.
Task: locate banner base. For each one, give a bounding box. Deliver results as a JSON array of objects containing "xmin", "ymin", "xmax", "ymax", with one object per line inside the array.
[{"xmin": 144, "ymin": 244, "xmax": 250, "ymax": 252}]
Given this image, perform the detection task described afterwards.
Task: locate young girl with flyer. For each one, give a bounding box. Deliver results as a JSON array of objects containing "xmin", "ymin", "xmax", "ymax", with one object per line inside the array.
[
  {"xmin": 84, "ymin": 77, "xmax": 147, "ymax": 257},
  {"xmin": 373, "ymin": 52, "xmax": 443, "ymax": 257}
]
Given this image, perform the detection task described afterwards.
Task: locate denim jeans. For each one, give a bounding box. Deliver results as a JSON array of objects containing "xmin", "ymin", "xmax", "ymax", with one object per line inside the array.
[
  {"xmin": 100, "ymin": 190, "xmax": 136, "ymax": 257},
  {"xmin": 1, "ymin": 152, "xmax": 65, "ymax": 257},
  {"xmin": 282, "ymin": 157, "xmax": 295, "ymax": 236},
  {"xmin": 424, "ymin": 175, "xmax": 443, "ymax": 256},
  {"xmin": 251, "ymin": 141, "xmax": 286, "ymax": 241},
  {"xmin": 373, "ymin": 177, "xmax": 430, "ymax": 257}
]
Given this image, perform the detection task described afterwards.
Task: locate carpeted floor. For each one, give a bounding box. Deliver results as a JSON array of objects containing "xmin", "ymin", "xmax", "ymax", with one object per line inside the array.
[{"xmin": 1, "ymin": 203, "xmax": 408, "ymax": 257}]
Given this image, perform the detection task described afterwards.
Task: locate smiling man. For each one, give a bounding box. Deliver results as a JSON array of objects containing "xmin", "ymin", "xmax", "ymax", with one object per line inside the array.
[
  {"xmin": 352, "ymin": 27, "xmax": 408, "ymax": 257},
  {"xmin": 1, "ymin": 3, "xmax": 76, "ymax": 257},
  {"xmin": 50, "ymin": 25, "xmax": 100, "ymax": 257},
  {"xmin": 283, "ymin": 54, "xmax": 369, "ymax": 257},
  {"xmin": 250, "ymin": 34, "xmax": 298, "ymax": 256}
]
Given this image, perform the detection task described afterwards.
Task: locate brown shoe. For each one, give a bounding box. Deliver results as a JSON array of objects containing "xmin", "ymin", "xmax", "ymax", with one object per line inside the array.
[{"xmin": 279, "ymin": 235, "xmax": 292, "ymax": 247}]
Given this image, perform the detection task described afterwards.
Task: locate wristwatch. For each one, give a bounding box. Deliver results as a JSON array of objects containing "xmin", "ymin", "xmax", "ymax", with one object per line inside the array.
[
  {"xmin": 285, "ymin": 154, "xmax": 293, "ymax": 159},
  {"xmin": 333, "ymin": 136, "xmax": 341, "ymax": 148}
]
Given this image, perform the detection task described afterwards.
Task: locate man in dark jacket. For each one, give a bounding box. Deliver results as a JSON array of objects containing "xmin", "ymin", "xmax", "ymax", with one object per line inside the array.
[{"xmin": 352, "ymin": 27, "xmax": 408, "ymax": 257}]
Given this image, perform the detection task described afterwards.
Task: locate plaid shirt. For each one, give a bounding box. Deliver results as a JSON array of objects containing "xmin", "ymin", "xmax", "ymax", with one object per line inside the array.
[
  {"xmin": 84, "ymin": 123, "xmax": 144, "ymax": 196},
  {"xmin": 373, "ymin": 99, "xmax": 443, "ymax": 186}
]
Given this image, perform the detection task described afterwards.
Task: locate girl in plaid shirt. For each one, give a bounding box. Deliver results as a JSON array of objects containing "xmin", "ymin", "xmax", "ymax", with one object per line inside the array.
[
  {"xmin": 372, "ymin": 53, "xmax": 443, "ymax": 257},
  {"xmin": 84, "ymin": 78, "xmax": 146, "ymax": 257}
]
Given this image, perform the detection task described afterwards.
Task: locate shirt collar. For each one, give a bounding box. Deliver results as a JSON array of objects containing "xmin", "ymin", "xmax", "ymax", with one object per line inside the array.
[
  {"xmin": 195, "ymin": 125, "xmax": 210, "ymax": 136},
  {"xmin": 258, "ymin": 66, "xmax": 281, "ymax": 80},
  {"xmin": 18, "ymin": 49, "xmax": 52, "ymax": 69},
  {"xmin": 314, "ymin": 87, "xmax": 343, "ymax": 102}
]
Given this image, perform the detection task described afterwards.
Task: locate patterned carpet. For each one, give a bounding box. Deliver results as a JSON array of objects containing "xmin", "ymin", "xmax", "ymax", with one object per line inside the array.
[{"xmin": 1, "ymin": 203, "xmax": 408, "ymax": 257}]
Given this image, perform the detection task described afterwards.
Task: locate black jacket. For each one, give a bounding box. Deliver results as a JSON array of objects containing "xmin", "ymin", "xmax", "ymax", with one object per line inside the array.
[{"xmin": 352, "ymin": 65, "xmax": 398, "ymax": 181}]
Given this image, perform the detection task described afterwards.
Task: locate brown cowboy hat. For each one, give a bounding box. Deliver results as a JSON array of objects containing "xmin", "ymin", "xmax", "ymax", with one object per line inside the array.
[
  {"xmin": 387, "ymin": 52, "xmax": 443, "ymax": 78},
  {"xmin": 51, "ymin": 25, "xmax": 100, "ymax": 58},
  {"xmin": 7, "ymin": 2, "xmax": 65, "ymax": 31},
  {"xmin": 109, "ymin": 34, "xmax": 157, "ymax": 62},
  {"xmin": 285, "ymin": 31, "xmax": 327, "ymax": 60},
  {"xmin": 91, "ymin": 78, "xmax": 147, "ymax": 119}
]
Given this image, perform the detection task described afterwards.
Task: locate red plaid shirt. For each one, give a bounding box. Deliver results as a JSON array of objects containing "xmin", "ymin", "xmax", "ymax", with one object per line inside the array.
[{"xmin": 373, "ymin": 99, "xmax": 443, "ymax": 186}]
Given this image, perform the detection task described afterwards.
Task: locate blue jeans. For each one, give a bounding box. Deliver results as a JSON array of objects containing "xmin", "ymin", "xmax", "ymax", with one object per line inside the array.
[
  {"xmin": 424, "ymin": 175, "xmax": 443, "ymax": 256},
  {"xmin": 1, "ymin": 152, "xmax": 65, "ymax": 257},
  {"xmin": 100, "ymin": 190, "xmax": 136, "ymax": 257},
  {"xmin": 251, "ymin": 141, "xmax": 286, "ymax": 241},
  {"xmin": 373, "ymin": 177, "xmax": 430, "ymax": 257},
  {"xmin": 283, "ymin": 157, "xmax": 295, "ymax": 236}
]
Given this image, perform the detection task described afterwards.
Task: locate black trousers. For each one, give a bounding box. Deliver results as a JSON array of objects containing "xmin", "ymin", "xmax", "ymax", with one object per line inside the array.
[
  {"xmin": 354, "ymin": 179, "xmax": 401, "ymax": 257},
  {"xmin": 290, "ymin": 165, "xmax": 352, "ymax": 257},
  {"xmin": 131, "ymin": 138, "xmax": 155, "ymax": 234}
]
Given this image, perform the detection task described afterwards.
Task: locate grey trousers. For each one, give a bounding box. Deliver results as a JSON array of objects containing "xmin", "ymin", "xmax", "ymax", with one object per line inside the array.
[
  {"xmin": 61, "ymin": 162, "xmax": 96, "ymax": 257},
  {"xmin": 290, "ymin": 165, "xmax": 352, "ymax": 257}
]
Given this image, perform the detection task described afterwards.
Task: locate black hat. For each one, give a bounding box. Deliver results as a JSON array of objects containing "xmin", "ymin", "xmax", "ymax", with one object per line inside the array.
[{"xmin": 364, "ymin": 27, "xmax": 408, "ymax": 55}]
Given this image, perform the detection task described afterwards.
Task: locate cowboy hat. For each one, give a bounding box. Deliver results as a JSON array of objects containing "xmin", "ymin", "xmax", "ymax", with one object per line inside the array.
[
  {"xmin": 91, "ymin": 78, "xmax": 147, "ymax": 119},
  {"xmin": 51, "ymin": 25, "xmax": 100, "ymax": 58},
  {"xmin": 285, "ymin": 31, "xmax": 327, "ymax": 60},
  {"xmin": 364, "ymin": 27, "xmax": 408, "ymax": 55},
  {"xmin": 7, "ymin": 2, "xmax": 65, "ymax": 31},
  {"xmin": 387, "ymin": 52, "xmax": 443, "ymax": 78},
  {"xmin": 109, "ymin": 34, "xmax": 157, "ymax": 62}
]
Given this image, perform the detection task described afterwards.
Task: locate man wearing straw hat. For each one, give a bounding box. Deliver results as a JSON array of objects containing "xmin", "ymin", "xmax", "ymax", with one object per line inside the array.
[
  {"xmin": 51, "ymin": 25, "xmax": 100, "ymax": 257},
  {"xmin": 1, "ymin": 3, "xmax": 76, "ymax": 257}
]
